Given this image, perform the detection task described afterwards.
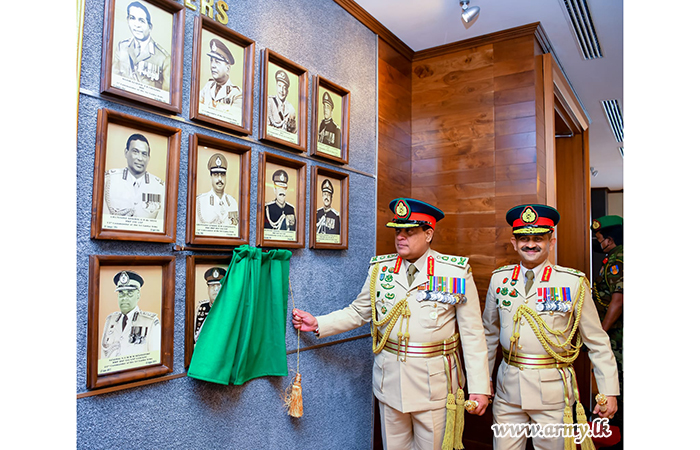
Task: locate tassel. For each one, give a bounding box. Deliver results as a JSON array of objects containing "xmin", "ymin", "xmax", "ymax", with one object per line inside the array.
[
  {"xmin": 453, "ymin": 389, "xmax": 465, "ymax": 449},
  {"xmin": 575, "ymin": 402, "xmax": 596, "ymax": 450},
  {"xmin": 441, "ymin": 393, "xmax": 456, "ymax": 450},
  {"xmin": 284, "ymin": 372, "xmax": 303, "ymax": 418},
  {"xmin": 563, "ymin": 404, "xmax": 575, "ymax": 450}
]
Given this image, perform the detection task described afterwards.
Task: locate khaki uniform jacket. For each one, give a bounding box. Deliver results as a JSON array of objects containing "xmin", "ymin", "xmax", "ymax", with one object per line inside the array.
[
  {"xmin": 482, "ymin": 261, "xmax": 619, "ymax": 411},
  {"xmin": 317, "ymin": 249, "xmax": 490, "ymax": 413}
]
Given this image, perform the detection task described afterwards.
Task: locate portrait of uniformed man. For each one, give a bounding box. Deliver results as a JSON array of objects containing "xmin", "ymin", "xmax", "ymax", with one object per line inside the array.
[
  {"xmin": 196, "ymin": 152, "xmax": 239, "ymax": 229},
  {"xmin": 264, "ymin": 169, "xmax": 296, "ymax": 233},
  {"xmin": 318, "ymin": 91, "xmax": 341, "ymax": 149},
  {"xmin": 103, "ymin": 132, "xmax": 166, "ymax": 222},
  {"xmin": 112, "ymin": 0, "xmax": 171, "ymax": 98},
  {"xmin": 198, "ymin": 37, "xmax": 243, "ymax": 125},
  {"xmin": 316, "ymin": 178, "xmax": 340, "ymax": 236},
  {"xmin": 267, "ymin": 69, "xmax": 297, "ymax": 134},
  {"xmin": 194, "ymin": 266, "xmax": 226, "ymax": 343},
  {"xmin": 101, "ymin": 270, "xmax": 161, "ymax": 360}
]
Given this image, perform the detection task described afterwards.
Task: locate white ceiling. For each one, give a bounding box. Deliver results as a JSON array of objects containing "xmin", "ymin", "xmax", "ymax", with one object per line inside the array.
[{"xmin": 354, "ymin": 0, "xmax": 623, "ymax": 191}]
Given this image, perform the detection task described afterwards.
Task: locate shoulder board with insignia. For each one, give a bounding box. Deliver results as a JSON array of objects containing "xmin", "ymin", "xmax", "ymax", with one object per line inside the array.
[
  {"xmin": 553, "ymin": 265, "xmax": 586, "ymax": 277},
  {"xmin": 432, "ymin": 253, "xmax": 469, "ymax": 268},
  {"xmin": 370, "ymin": 253, "xmax": 398, "ymax": 265},
  {"xmin": 492, "ymin": 264, "xmax": 516, "ymax": 274},
  {"xmin": 139, "ymin": 311, "xmax": 159, "ymax": 320}
]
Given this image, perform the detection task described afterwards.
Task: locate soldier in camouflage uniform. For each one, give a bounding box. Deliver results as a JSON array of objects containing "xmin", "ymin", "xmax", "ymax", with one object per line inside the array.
[{"xmin": 591, "ymin": 214, "xmax": 623, "ymax": 446}]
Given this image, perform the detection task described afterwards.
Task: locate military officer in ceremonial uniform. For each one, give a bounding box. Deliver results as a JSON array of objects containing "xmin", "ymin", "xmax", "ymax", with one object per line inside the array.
[
  {"xmin": 104, "ymin": 133, "xmax": 165, "ymax": 219},
  {"xmin": 318, "ymin": 91, "xmax": 341, "ymax": 148},
  {"xmin": 482, "ymin": 205, "xmax": 619, "ymax": 450},
  {"xmin": 267, "ymin": 70, "xmax": 297, "ymax": 133},
  {"xmin": 113, "ymin": 1, "xmax": 170, "ymax": 90},
  {"xmin": 316, "ymin": 178, "xmax": 340, "ymax": 235},
  {"xmin": 196, "ymin": 153, "xmax": 239, "ymax": 226},
  {"xmin": 293, "ymin": 198, "xmax": 490, "ymax": 450},
  {"xmin": 102, "ymin": 270, "xmax": 161, "ymax": 358},
  {"xmin": 264, "ymin": 169, "xmax": 296, "ymax": 231},
  {"xmin": 194, "ymin": 267, "xmax": 226, "ymax": 343},
  {"xmin": 199, "ymin": 39, "xmax": 243, "ymax": 117},
  {"xmin": 591, "ymin": 214, "xmax": 623, "ymax": 446}
]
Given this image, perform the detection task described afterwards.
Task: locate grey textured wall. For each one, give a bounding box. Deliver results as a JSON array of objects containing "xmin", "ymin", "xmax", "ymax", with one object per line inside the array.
[{"xmin": 77, "ymin": 0, "xmax": 378, "ymax": 448}]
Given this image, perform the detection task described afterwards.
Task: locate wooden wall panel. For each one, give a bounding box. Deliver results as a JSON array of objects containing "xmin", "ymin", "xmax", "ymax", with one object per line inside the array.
[
  {"xmin": 410, "ymin": 32, "xmax": 543, "ymax": 307},
  {"xmin": 377, "ymin": 38, "xmax": 413, "ymax": 255}
]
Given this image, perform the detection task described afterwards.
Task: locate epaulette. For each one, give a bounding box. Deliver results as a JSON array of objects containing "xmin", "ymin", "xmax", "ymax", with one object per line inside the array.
[
  {"xmin": 432, "ymin": 252, "xmax": 469, "ymax": 269},
  {"xmin": 197, "ymin": 299, "xmax": 209, "ymax": 306},
  {"xmin": 492, "ymin": 264, "xmax": 517, "ymax": 274},
  {"xmin": 139, "ymin": 310, "xmax": 159, "ymax": 320},
  {"xmin": 553, "ymin": 265, "xmax": 585, "ymax": 277},
  {"xmin": 370, "ymin": 253, "xmax": 398, "ymax": 265}
]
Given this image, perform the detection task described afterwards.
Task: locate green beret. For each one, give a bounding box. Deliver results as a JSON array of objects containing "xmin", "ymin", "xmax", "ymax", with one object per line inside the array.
[{"xmin": 591, "ymin": 215, "xmax": 623, "ymax": 231}]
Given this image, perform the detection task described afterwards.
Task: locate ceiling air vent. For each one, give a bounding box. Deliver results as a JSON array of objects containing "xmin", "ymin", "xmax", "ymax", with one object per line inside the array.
[
  {"xmin": 601, "ymin": 99, "xmax": 623, "ymax": 142},
  {"xmin": 560, "ymin": 0, "xmax": 603, "ymax": 60}
]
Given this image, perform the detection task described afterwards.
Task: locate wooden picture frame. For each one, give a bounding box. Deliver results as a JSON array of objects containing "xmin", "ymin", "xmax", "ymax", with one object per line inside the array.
[
  {"xmin": 185, "ymin": 133, "xmax": 251, "ymax": 247},
  {"xmin": 309, "ymin": 166, "xmax": 349, "ymax": 250},
  {"xmin": 87, "ymin": 254, "xmax": 175, "ymax": 390},
  {"xmin": 190, "ymin": 16, "xmax": 255, "ymax": 135},
  {"xmin": 259, "ymin": 49, "xmax": 308, "ymax": 153},
  {"xmin": 256, "ymin": 152, "xmax": 306, "ymax": 248},
  {"xmin": 100, "ymin": 0, "xmax": 184, "ymax": 113},
  {"xmin": 184, "ymin": 254, "xmax": 232, "ymax": 368},
  {"xmin": 90, "ymin": 108, "xmax": 181, "ymax": 243},
  {"xmin": 310, "ymin": 76, "xmax": 350, "ymax": 164}
]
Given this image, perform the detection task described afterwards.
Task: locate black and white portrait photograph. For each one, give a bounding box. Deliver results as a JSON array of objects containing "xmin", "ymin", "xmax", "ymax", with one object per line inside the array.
[{"xmin": 101, "ymin": 0, "xmax": 184, "ymax": 112}]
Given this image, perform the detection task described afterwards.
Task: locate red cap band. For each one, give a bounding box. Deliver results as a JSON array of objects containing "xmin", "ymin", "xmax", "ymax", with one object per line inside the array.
[{"xmin": 393, "ymin": 212, "xmax": 436, "ymax": 229}]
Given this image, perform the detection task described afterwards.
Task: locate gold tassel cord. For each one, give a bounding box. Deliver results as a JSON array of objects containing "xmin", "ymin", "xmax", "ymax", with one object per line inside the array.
[
  {"xmin": 569, "ymin": 367, "xmax": 596, "ymax": 450},
  {"xmin": 453, "ymin": 389, "xmax": 466, "ymax": 450},
  {"xmin": 284, "ymin": 282, "xmax": 303, "ymax": 418},
  {"xmin": 441, "ymin": 393, "xmax": 456, "ymax": 450},
  {"xmin": 508, "ymin": 277, "xmax": 588, "ymax": 365},
  {"xmin": 369, "ymin": 263, "xmax": 411, "ymax": 357}
]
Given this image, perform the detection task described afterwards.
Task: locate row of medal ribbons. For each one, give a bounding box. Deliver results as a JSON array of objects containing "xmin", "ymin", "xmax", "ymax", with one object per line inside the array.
[
  {"xmin": 415, "ymin": 276, "xmax": 467, "ymax": 305},
  {"xmin": 535, "ymin": 287, "xmax": 572, "ymax": 312}
]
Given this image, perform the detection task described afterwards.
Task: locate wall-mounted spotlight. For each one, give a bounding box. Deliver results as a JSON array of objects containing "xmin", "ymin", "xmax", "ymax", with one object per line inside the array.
[
  {"xmin": 590, "ymin": 167, "xmax": 598, "ymax": 177},
  {"xmin": 460, "ymin": 0, "xmax": 480, "ymax": 29}
]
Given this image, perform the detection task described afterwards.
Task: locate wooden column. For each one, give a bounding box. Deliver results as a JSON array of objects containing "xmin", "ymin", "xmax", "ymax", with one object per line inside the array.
[{"xmin": 376, "ymin": 38, "xmax": 413, "ymax": 255}]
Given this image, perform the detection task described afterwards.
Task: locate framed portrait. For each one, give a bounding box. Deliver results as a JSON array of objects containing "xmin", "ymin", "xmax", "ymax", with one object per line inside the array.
[
  {"xmin": 256, "ymin": 152, "xmax": 306, "ymax": 248},
  {"xmin": 259, "ymin": 49, "xmax": 308, "ymax": 153},
  {"xmin": 185, "ymin": 133, "xmax": 251, "ymax": 246},
  {"xmin": 309, "ymin": 166, "xmax": 349, "ymax": 250},
  {"xmin": 100, "ymin": 0, "xmax": 185, "ymax": 113},
  {"xmin": 190, "ymin": 16, "xmax": 255, "ymax": 135},
  {"xmin": 310, "ymin": 76, "xmax": 350, "ymax": 164},
  {"xmin": 87, "ymin": 254, "xmax": 175, "ymax": 390},
  {"xmin": 90, "ymin": 108, "xmax": 181, "ymax": 243},
  {"xmin": 184, "ymin": 254, "xmax": 232, "ymax": 368}
]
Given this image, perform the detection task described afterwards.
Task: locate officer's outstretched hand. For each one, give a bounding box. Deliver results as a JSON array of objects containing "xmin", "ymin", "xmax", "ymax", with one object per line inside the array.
[
  {"xmin": 468, "ymin": 394, "xmax": 489, "ymax": 416},
  {"xmin": 292, "ymin": 308, "xmax": 318, "ymax": 332}
]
